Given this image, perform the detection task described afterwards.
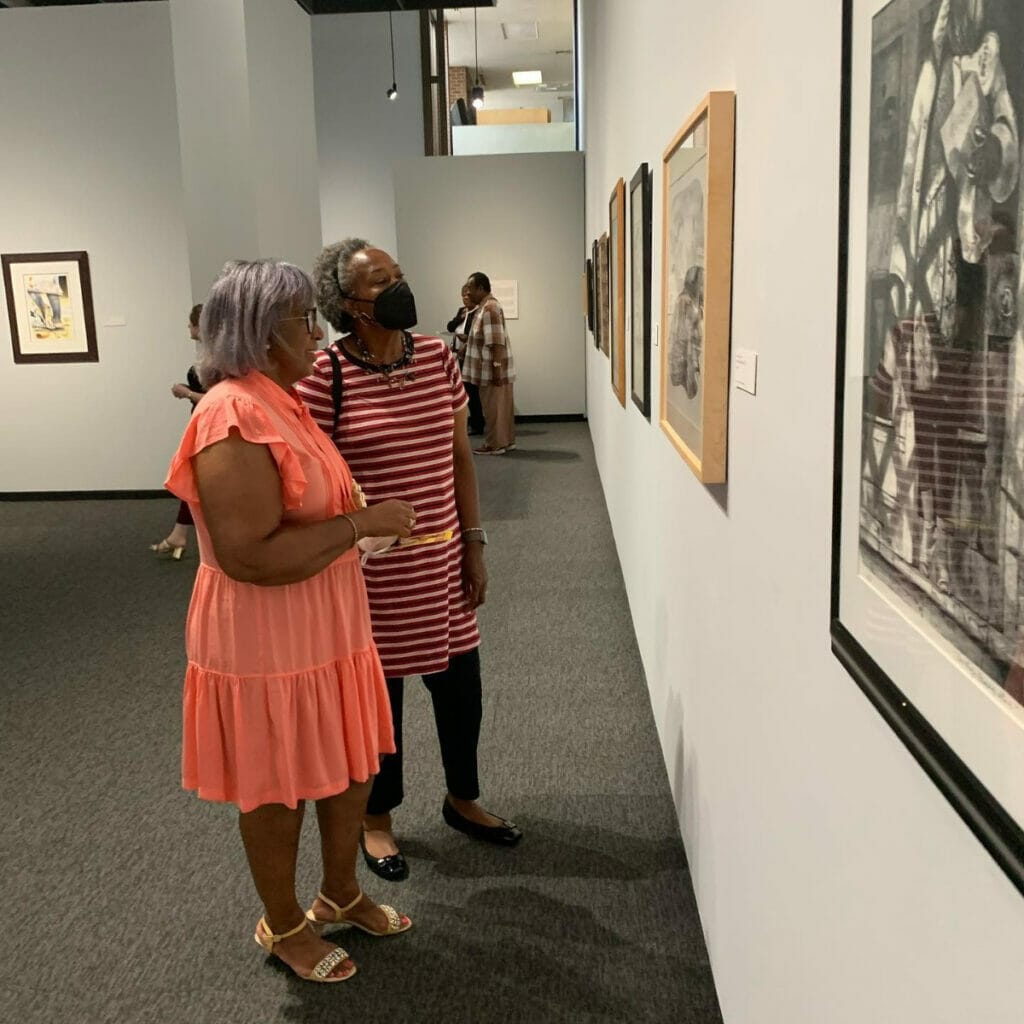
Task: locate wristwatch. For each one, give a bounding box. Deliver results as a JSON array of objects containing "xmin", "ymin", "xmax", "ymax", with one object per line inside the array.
[{"xmin": 462, "ymin": 528, "xmax": 488, "ymax": 545}]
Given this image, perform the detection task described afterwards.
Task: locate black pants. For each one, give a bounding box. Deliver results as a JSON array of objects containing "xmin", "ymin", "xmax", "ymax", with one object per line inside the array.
[
  {"xmin": 366, "ymin": 648, "xmax": 482, "ymax": 815},
  {"xmin": 464, "ymin": 382, "xmax": 485, "ymax": 434}
]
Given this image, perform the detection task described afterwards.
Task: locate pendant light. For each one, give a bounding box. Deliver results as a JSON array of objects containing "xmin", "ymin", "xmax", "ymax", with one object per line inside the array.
[
  {"xmin": 471, "ymin": 7, "xmax": 485, "ymax": 108},
  {"xmin": 386, "ymin": 11, "xmax": 398, "ymax": 101}
]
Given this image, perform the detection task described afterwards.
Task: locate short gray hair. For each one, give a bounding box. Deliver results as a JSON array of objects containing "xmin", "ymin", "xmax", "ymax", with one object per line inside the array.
[
  {"xmin": 313, "ymin": 238, "xmax": 372, "ymax": 333},
  {"xmin": 197, "ymin": 259, "xmax": 314, "ymax": 387}
]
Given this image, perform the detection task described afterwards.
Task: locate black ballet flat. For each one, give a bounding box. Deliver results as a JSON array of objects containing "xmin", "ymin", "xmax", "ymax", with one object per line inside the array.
[
  {"xmin": 360, "ymin": 833, "xmax": 409, "ymax": 882},
  {"xmin": 442, "ymin": 799, "xmax": 523, "ymax": 846}
]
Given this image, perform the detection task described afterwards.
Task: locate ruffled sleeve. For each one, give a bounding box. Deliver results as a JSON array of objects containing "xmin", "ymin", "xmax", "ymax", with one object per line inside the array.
[{"xmin": 165, "ymin": 391, "xmax": 307, "ymax": 510}]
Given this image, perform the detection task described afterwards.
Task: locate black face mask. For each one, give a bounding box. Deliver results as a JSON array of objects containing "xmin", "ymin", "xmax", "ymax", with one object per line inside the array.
[{"xmin": 352, "ymin": 280, "xmax": 418, "ymax": 331}]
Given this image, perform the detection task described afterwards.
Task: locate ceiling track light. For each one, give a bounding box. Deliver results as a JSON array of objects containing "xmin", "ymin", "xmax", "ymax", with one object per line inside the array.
[
  {"xmin": 472, "ymin": 7, "xmax": 484, "ymax": 109},
  {"xmin": 385, "ymin": 11, "xmax": 398, "ymax": 101}
]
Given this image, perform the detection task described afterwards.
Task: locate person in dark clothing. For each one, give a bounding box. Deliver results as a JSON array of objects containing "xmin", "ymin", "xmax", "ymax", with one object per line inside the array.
[
  {"xmin": 447, "ymin": 285, "xmax": 485, "ymax": 435},
  {"xmin": 150, "ymin": 304, "xmax": 207, "ymax": 560}
]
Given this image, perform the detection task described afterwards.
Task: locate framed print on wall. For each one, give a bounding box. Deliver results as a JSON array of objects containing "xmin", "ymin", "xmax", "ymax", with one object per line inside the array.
[
  {"xmin": 609, "ymin": 178, "xmax": 627, "ymax": 406},
  {"xmin": 2, "ymin": 251, "xmax": 98, "ymax": 364},
  {"xmin": 598, "ymin": 231, "xmax": 610, "ymax": 358},
  {"xmin": 660, "ymin": 91, "xmax": 735, "ymax": 484},
  {"xmin": 591, "ymin": 239, "xmax": 600, "ymax": 347},
  {"xmin": 589, "ymin": 258, "xmax": 598, "ymax": 333},
  {"xmin": 832, "ymin": 0, "xmax": 1024, "ymax": 895},
  {"xmin": 630, "ymin": 162, "xmax": 653, "ymax": 418}
]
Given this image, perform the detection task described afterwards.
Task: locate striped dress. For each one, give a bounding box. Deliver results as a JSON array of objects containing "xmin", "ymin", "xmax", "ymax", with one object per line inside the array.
[{"xmin": 295, "ymin": 334, "xmax": 480, "ymax": 678}]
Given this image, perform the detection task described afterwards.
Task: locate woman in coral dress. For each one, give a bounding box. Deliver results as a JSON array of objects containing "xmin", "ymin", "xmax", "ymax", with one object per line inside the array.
[{"xmin": 165, "ymin": 259, "xmax": 414, "ymax": 983}]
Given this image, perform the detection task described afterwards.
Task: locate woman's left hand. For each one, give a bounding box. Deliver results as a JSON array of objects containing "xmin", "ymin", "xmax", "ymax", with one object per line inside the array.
[{"xmin": 462, "ymin": 542, "xmax": 488, "ymax": 609}]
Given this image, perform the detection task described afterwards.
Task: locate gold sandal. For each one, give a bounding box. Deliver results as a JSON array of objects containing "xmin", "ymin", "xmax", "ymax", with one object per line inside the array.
[
  {"xmin": 149, "ymin": 538, "xmax": 185, "ymax": 560},
  {"xmin": 305, "ymin": 890, "xmax": 412, "ymax": 937},
  {"xmin": 254, "ymin": 916, "xmax": 356, "ymax": 983}
]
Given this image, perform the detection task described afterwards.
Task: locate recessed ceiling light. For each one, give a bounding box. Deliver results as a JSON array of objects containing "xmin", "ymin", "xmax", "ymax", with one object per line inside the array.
[
  {"xmin": 501, "ymin": 22, "xmax": 540, "ymax": 41},
  {"xmin": 512, "ymin": 70, "xmax": 543, "ymax": 87}
]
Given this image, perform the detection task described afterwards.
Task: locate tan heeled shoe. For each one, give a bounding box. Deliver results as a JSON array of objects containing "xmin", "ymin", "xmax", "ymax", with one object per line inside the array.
[
  {"xmin": 149, "ymin": 538, "xmax": 185, "ymax": 560},
  {"xmin": 254, "ymin": 916, "xmax": 356, "ymax": 983},
  {"xmin": 305, "ymin": 890, "xmax": 412, "ymax": 937}
]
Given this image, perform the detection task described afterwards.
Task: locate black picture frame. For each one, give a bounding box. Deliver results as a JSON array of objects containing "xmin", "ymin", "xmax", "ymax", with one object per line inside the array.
[
  {"xmin": 831, "ymin": 0, "xmax": 1024, "ymax": 897},
  {"xmin": 2, "ymin": 250, "xmax": 98, "ymax": 364},
  {"xmin": 586, "ymin": 257, "xmax": 595, "ymax": 334},
  {"xmin": 629, "ymin": 162, "xmax": 652, "ymax": 418}
]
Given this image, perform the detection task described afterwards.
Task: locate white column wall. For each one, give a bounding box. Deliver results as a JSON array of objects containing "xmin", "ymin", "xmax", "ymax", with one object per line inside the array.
[
  {"xmin": 169, "ymin": 0, "xmax": 258, "ymax": 302},
  {"xmin": 582, "ymin": 2, "xmax": 1024, "ymax": 1023},
  {"xmin": 244, "ymin": 0, "xmax": 323, "ymax": 269},
  {"xmin": 170, "ymin": 0, "xmax": 322, "ymax": 298},
  {"xmin": 0, "ymin": 3, "xmax": 193, "ymax": 492},
  {"xmin": 313, "ymin": 12, "xmax": 424, "ymax": 257}
]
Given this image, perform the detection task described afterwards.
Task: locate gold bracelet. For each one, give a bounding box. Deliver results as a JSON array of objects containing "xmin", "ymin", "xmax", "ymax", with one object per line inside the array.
[{"xmin": 341, "ymin": 513, "xmax": 360, "ymax": 543}]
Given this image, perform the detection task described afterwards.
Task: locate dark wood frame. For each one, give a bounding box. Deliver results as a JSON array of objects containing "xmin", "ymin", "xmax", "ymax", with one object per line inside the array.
[
  {"xmin": 2, "ymin": 250, "xmax": 98, "ymax": 364},
  {"xmin": 585, "ymin": 257, "xmax": 595, "ymax": 334},
  {"xmin": 598, "ymin": 232, "xmax": 610, "ymax": 358},
  {"xmin": 630, "ymin": 162, "xmax": 653, "ymax": 418},
  {"xmin": 831, "ymin": 0, "xmax": 1024, "ymax": 897},
  {"xmin": 609, "ymin": 178, "xmax": 627, "ymax": 407},
  {"xmin": 591, "ymin": 239, "xmax": 600, "ymax": 347}
]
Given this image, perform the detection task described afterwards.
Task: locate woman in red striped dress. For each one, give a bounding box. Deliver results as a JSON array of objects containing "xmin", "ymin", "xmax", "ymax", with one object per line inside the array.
[{"xmin": 295, "ymin": 239, "xmax": 522, "ymax": 881}]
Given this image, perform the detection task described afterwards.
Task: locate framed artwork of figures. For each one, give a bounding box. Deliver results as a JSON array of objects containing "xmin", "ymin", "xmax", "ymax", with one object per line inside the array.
[
  {"xmin": 630, "ymin": 162, "xmax": 653, "ymax": 418},
  {"xmin": 2, "ymin": 251, "xmax": 98, "ymax": 364},
  {"xmin": 609, "ymin": 178, "xmax": 627, "ymax": 407},
  {"xmin": 660, "ymin": 91, "xmax": 735, "ymax": 483},
  {"xmin": 832, "ymin": 0, "xmax": 1024, "ymax": 895},
  {"xmin": 598, "ymin": 231, "xmax": 610, "ymax": 358}
]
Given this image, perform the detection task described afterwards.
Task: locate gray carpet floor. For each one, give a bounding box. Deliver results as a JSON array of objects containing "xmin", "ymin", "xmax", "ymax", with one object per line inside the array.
[{"xmin": 0, "ymin": 421, "xmax": 722, "ymax": 1024}]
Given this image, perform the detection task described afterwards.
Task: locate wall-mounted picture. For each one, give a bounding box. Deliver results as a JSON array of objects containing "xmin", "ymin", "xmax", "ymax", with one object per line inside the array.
[
  {"xmin": 589, "ymin": 258, "xmax": 598, "ymax": 333},
  {"xmin": 630, "ymin": 162, "xmax": 653, "ymax": 419},
  {"xmin": 660, "ymin": 91, "xmax": 735, "ymax": 483},
  {"xmin": 598, "ymin": 231, "xmax": 610, "ymax": 358},
  {"xmin": 2, "ymin": 251, "xmax": 98, "ymax": 364},
  {"xmin": 591, "ymin": 239, "xmax": 600, "ymax": 347},
  {"xmin": 833, "ymin": 0, "xmax": 1024, "ymax": 896},
  {"xmin": 609, "ymin": 179, "xmax": 627, "ymax": 407}
]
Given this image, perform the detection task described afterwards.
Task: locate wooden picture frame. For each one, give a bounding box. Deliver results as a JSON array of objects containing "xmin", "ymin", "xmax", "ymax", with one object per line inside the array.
[
  {"xmin": 831, "ymin": 0, "xmax": 1024, "ymax": 896},
  {"xmin": 630, "ymin": 163, "xmax": 653, "ymax": 419},
  {"xmin": 598, "ymin": 232, "xmax": 610, "ymax": 358},
  {"xmin": 591, "ymin": 239, "xmax": 600, "ymax": 347},
  {"xmin": 659, "ymin": 91, "xmax": 735, "ymax": 483},
  {"xmin": 2, "ymin": 251, "xmax": 98, "ymax": 364},
  {"xmin": 609, "ymin": 178, "xmax": 627, "ymax": 407}
]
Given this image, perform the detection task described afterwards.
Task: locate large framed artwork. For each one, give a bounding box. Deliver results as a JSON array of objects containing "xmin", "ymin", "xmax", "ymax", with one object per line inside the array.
[
  {"xmin": 833, "ymin": 0, "xmax": 1024, "ymax": 894},
  {"xmin": 630, "ymin": 162, "xmax": 653, "ymax": 418},
  {"xmin": 609, "ymin": 178, "xmax": 627, "ymax": 406},
  {"xmin": 2, "ymin": 251, "xmax": 98, "ymax": 364},
  {"xmin": 591, "ymin": 239, "xmax": 600, "ymax": 348},
  {"xmin": 598, "ymin": 231, "xmax": 610, "ymax": 358},
  {"xmin": 660, "ymin": 91, "xmax": 736, "ymax": 483},
  {"xmin": 585, "ymin": 257, "xmax": 595, "ymax": 333}
]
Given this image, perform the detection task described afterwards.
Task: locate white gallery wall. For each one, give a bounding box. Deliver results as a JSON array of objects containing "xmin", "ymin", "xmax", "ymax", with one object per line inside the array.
[
  {"xmin": 581, "ymin": 2, "xmax": 1024, "ymax": 1023},
  {"xmin": 313, "ymin": 12, "xmax": 424, "ymax": 258},
  {"xmin": 394, "ymin": 152, "xmax": 585, "ymax": 416},
  {"xmin": 0, "ymin": 3, "xmax": 193, "ymax": 492}
]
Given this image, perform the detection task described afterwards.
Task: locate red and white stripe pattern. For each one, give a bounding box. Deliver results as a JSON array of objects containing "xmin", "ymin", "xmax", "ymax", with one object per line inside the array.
[{"xmin": 295, "ymin": 335, "xmax": 480, "ymax": 677}]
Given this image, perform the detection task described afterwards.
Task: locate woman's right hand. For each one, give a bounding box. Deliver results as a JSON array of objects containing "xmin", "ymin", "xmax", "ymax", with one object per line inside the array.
[{"xmin": 355, "ymin": 499, "xmax": 416, "ymax": 539}]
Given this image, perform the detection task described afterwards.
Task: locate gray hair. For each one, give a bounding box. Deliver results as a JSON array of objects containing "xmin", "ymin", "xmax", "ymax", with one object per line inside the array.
[
  {"xmin": 313, "ymin": 237, "xmax": 372, "ymax": 333},
  {"xmin": 197, "ymin": 259, "xmax": 314, "ymax": 387}
]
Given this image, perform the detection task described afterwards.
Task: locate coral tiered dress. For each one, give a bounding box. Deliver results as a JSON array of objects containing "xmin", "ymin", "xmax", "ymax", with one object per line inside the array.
[{"xmin": 165, "ymin": 371, "xmax": 394, "ymax": 812}]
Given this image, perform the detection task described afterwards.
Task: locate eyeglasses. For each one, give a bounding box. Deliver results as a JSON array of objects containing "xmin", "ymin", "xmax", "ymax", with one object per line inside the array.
[{"xmin": 279, "ymin": 308, "xmax": 318, "ymax": 335}]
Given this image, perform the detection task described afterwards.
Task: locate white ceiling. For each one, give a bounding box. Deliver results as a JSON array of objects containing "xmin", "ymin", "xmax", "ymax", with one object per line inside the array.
[{"xmin": 445, "ymin": 0, "xmax": 575, "ymax": 95}]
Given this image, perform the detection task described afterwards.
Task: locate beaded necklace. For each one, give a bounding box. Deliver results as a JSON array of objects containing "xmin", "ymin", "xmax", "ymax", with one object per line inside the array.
[{"xmin": 343, "ymin": 331, "xmax": 416, "ymax": 388}]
